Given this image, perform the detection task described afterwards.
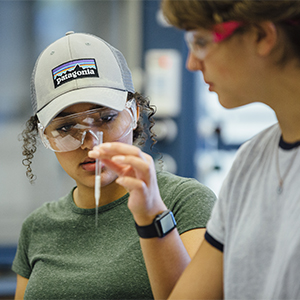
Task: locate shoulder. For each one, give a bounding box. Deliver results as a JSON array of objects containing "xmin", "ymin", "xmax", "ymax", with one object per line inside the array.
[
  {"xmin": 156, "ymin": 171, "xmax": 216, "ymax": 206},
  {"xmin": 157, "ymin": 170, "xmax": 214, "ymax": 194},
  {"xmin": 219, "ymin": 123, "xmax": 280, "ymax": 196},
  {"xmin": 156, "ymin": 170, "xmax": 192, "ymax": 186},
  {"xmin": 236, "ymin": 123, "xmax": 279, "ymax": 156},
  {"xmin": 21, "ymin": 189, "xmax": 73, "ymax": 229},
  {"xmin": 157, "ymin": 171, "xmax": 216, "ymax": 230},
  {"xmin": 229, "ymin": 123, "xmax": 279, "ymax": 171},
  {"xmin": 206, "ymin": 124, "xmax": 280, "ymax": 244}
]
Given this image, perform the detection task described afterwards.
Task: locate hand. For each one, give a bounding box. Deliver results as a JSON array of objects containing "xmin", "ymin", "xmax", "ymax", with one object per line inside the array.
[{"xmin": 89, "ymin": 142, "xmax": 167, "ymax": 225}]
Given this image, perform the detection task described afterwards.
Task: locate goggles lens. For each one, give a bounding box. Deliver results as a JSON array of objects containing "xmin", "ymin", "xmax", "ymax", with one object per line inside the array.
[
  {"xmin": 185, "ymin": 21, "xmax": 243, "ymax": 60},
  {"xmin": 185, "ymin": 30, "xmax": 214, "ymax": 60},
  {"xmin": 39, "ymin": 101, "xmax": 137, "ymax": 152}
]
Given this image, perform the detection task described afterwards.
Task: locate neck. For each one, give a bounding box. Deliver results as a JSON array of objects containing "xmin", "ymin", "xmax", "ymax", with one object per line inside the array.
[
  {"xmin": 263, "ymin": 62, "xmax": 300, "ymax": 143},
  {"xmin": 73, "ymin": 181, "xmax": 128, "ymax": 209},
  {"xmin": 276, "ymin": 109, "xmax": 300, "ymax": 143}
]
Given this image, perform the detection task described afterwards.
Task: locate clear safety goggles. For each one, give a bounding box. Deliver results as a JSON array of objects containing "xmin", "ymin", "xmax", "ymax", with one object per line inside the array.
[
  {"xmin": 185, "ymin": 21, "xmax": 243, "ymax": 60},
  {"xmin": 38, "ymin": 99, "xmax": 137, "ymax": 152}
]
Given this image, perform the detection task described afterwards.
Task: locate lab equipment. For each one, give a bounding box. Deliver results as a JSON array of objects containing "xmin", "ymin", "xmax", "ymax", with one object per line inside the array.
[
  {"xmin": 95, "ymin": 131, "xmax": 103, "ymax": 226},
  {"xmin": 38, "ymin": 99, "xmax": 137, "ymax": 152}
]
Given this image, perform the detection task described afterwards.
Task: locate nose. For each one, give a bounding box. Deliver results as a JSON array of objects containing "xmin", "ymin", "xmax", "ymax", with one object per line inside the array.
[
  {"xmin": 186, "ymin": 52, "xmax": 204, "ymax": 72},
  {"xmin": 80, "ymin": 130, "xmax": 99, "ymax": 150}
]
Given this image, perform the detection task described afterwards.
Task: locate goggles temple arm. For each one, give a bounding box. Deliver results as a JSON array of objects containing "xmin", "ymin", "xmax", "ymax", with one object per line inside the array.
[
  {"xmin": 213, "ymin": 21, "xmax": 244, "ymax": 43},
  {"xmin": 38, "ymin": 122, "xmax": 52, "ymax": 150},
  {"xmin": 126, "ymin": 99, "xmax": 138, "ymax": 128}
]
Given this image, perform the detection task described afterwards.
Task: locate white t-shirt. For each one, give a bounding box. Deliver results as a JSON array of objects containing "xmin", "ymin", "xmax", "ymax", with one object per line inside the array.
[{"xmin": 206, "ymin": 123, "xmax": 300, "ymax": 299}]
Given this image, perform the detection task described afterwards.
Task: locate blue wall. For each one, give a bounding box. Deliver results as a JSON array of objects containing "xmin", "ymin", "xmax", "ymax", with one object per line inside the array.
[{"xmin": 142, "ymin": 0, "xmax": 197, "ymax": 178}]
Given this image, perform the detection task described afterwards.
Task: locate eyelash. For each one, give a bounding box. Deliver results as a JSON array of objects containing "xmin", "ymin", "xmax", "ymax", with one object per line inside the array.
[
  {"xmin": 53, "ymin": 112, "xmax": 119, "ymax": 133},
  {"xmin": 98, "ymin": 113, "xmax": 118, "ymax": 123},
  {"xmin": 194, "ymin": 37, "xmax": 209, "ymax": 48},
  {"xmin": 56, "ymin": 123, "xmax": 75, "ymax": 133}
]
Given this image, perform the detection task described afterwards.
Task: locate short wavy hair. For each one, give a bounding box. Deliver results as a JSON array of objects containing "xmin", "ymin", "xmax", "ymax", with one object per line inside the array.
[
  {"xmin": 161, "ymin": 0, "xmax": 300, "ymax": 66},
  {"xmin": 21, "ymin": 92, "xmax": 157, "ymax": 183}
]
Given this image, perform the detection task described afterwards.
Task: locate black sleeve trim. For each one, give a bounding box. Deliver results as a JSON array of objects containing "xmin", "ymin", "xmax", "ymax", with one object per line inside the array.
[{"xmin": 205, "ymin": 231, "xmax": 224, "ymax": 252}]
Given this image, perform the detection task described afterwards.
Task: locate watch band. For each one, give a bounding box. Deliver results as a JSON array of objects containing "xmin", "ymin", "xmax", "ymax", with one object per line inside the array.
[
  {"xmin": 135, "ymin": 221, "xmax": 159, "ymax": 239},
  {"xmin": 135, "ymin": 210, "xmax": 177, "ymax": 239}
]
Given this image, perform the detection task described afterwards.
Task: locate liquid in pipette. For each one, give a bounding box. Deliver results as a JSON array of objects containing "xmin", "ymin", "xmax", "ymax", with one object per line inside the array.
[{"xmin": 95, "ymin": 131, "xmax": 103, "ymax": 227}]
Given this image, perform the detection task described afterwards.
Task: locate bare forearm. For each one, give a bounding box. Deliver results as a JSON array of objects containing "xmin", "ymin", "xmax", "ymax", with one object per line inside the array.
[
  {"xmin": 169, "ymin": 239, "xmax": 224, "ymax": 300},
  {"xmin": 88, "ymin": 143, "xmax": 206, "ymax": 298},
  {"xmin": 140, "ymin": 229, "xmax": 191, "ymax": 299},
  {"xmin": 15, "ymin": 275, "xmax": 28, "ymax": 300}
]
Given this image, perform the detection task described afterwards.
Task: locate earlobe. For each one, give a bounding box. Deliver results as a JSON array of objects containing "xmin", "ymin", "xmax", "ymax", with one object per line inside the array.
[{"xmin": 256, "ymin": 21, "xmax": 277, "ymax": 57}]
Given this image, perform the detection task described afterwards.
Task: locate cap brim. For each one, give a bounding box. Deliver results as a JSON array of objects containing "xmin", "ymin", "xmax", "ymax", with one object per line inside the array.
[{"xmin": 37, "ymin": 87, "xmax": 128, "ymax": 127}]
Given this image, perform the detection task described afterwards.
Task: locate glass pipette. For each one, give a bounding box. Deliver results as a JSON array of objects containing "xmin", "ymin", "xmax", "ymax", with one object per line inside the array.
[{"xmin": 95, "ymin": 131, "xmax": 103, "ymax": 227}]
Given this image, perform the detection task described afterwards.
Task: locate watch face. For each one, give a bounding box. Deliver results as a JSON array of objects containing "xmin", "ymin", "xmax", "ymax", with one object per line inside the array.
[{"xmin": 160, "ymin": 213, "xmax": 176, "ymax": 234}]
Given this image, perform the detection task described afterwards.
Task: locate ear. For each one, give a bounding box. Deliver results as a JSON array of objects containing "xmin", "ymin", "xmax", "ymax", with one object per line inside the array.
[{"xmin": 255, "ymin": 21, "xmax": 278, "ymax": 57}]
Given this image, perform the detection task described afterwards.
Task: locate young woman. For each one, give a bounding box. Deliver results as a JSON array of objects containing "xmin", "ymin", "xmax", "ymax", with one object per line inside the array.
[
  {"xmin": 158, "ymin": 0, "xmax": 300, "ymax": 299},
  {"xmin": 12, "ymin": 32, "xmax": 216, "ymax": 299}
]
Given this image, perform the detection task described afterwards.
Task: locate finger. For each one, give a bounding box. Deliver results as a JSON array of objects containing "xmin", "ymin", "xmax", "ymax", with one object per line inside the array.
[
  {"xmin": 99, "ymin": 143, "xmax": 146, "ymax": 160},
  {"xmin": 102, "ymin": 158, "xmax": 135, "ymax": 177},
  {"xmin": 88, "ymin": 148, "xmax": 100, "ymax": 158},
  {"xmin": 112, "ymin": 154, "xmax": 152, "ymax": 176},
  {"xmin": 88, "ymin": 145, "xmax": 116, "ymax": 160},
  {"xmin": 101, "ymin": 158, "xmax": 123, "ymax": 173},
  {"xmin": 116, "ymin": 176, "xmax": 147, "ymax": 194},
  {"xmin": 112, "ymin": 155, "xmax": 155, "ymax": 188}
]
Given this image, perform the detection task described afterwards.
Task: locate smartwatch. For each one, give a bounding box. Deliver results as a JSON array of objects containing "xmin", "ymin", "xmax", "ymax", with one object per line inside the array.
[{"xmin": 135, "ymin": 210, "xmax": 177, "ymax": 238}]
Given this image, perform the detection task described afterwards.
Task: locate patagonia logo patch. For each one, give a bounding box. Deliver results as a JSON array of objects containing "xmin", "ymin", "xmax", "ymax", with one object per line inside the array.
[{"xmin": 52, "ymin": 58, "xmax": 99, "ymax": 88}]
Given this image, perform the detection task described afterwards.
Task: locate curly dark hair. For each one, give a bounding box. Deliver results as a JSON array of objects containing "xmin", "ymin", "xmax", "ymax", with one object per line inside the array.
[{"xmin": 21, "ymin": 92, "xmax": 157, "ymax": 183}]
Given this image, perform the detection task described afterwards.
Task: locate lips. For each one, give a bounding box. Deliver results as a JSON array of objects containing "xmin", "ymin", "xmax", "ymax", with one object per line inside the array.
[
  {"xmin": 80, "ymin": 158, "xmax": 96, "ymax": 172},
  {"xmin": 204, "ymin": 80, "xmax": 214, "ymax": 91},
  {"xmin": 81, "ymin": 158, "xmax": 96, "ymax": 165},
  {"xmin": 80, "ymin": 158, "xmax": 105, "ymax": 172}
]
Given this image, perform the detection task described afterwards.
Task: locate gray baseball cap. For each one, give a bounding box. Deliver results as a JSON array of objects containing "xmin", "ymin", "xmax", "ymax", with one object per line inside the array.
[{"xmin": 31, "ymin": 31, "xmax": 135, "ymax": 128}]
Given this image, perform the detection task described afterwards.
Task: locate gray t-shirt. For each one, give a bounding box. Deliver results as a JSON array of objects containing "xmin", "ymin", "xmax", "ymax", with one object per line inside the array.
[
  {"xmin": 13, "ymin": 171, "xmax": 216, "ymax": 300},
  {"xmin": 206, "ymin": 124, "xmax": 300, "ymax": 299}
]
